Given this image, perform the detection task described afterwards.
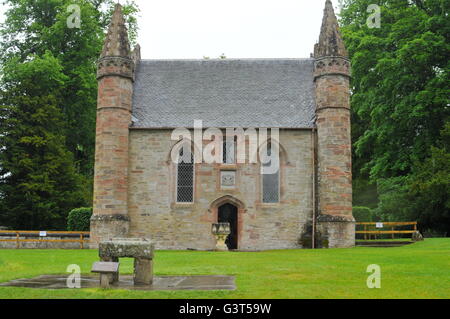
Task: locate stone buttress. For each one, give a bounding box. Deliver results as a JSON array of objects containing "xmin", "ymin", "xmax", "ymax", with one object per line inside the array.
[
  {"xmin": 314, "ymin": 0, "xmax": 355, "ymax": 248},
  {"xmin": 90, "ymin": 4, "xmax": 135, "ymax": 247}
]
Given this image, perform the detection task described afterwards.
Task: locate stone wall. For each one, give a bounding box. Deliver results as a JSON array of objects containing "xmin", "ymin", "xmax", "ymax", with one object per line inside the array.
[
  {"xmin": 127, "ymin": 129, "xmax": 314, "ymax": 251},
  {"xmin": 0, "ymin": 237, "xmax": 89, "ymax": 249}
]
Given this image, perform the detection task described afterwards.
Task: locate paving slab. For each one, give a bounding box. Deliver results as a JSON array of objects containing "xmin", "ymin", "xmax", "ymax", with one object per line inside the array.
[{"xmin": 0, "ymin": 275, "xmax": 236, "ymax": 291}]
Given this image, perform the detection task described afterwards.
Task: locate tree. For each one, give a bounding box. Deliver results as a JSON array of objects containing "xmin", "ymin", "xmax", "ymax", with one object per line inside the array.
[
  {"xmin": 375, "ymin": 124, "xmax": 449, "ymax": 233},
  {"xmin": 0, "ymin": 0, "xmax": 139, "ymax": 229},
  {"xmin": 407, "ymin": 123, "xmax": 450, "ymax": 233},
  {"xmin": 0, "ymin": 0, "xmax": 139, "ymax": 177},
  {"xmin": 0, "ymin": 52, "xmax": 86, "ymax": 229},
  {"xmin": 340, "ymin": 0, "xmax": 449, "ymax": 231}
]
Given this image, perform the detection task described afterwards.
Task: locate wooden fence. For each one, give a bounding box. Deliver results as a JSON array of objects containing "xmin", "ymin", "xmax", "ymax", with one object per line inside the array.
[
  {"xmin": 356, "ymin": 222, "xmax": 417, "ymax": 240},
  {"xmin": 0, "ymin": 231, "xmax": 90, "ymax": 249}
]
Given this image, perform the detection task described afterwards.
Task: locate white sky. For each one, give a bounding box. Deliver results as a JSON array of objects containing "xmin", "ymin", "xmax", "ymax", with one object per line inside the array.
[{"xmin": 0, "ymin": 0, "xmax": 341, "ymax": 59}]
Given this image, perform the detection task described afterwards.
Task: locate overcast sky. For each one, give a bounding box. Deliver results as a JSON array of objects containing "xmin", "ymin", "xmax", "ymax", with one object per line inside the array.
[{"xmin": 0, "ymin": 0, "xmax": 341, "ymax": 59}]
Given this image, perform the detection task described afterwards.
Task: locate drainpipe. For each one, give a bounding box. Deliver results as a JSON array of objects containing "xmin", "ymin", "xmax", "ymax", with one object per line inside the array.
[{"xmin": 311, "ymin": 126, "xmax": 317, "ymax": 249}]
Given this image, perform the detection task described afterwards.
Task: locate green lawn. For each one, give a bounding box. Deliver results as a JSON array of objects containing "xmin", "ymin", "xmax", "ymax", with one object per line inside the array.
[{"xmin": 0, "ymin": 239, "xmax": 449, "ymax": 299}]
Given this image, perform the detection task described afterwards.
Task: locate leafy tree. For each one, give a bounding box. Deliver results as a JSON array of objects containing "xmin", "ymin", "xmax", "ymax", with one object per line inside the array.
[
  {"xmin": 407, "ymin": 123, "xmax": 449, "ymax": 233},
  {"xmin": 340, "ymin": 0, "xmax": 449, "ymax": 231},
  {"xmin": 0, "ymin": 0, "xmax": 139, "ymax": 177},
  {"xmin": 0, "ymin": 52, "xmax": 87, "ymax": 229},
  {"xmin": 0, "ymin": 0, "xmax": 139, "ymax": 229},
  {"xmin": 374, "ymin": 124, "xmax": 449, "ymax": 233}
]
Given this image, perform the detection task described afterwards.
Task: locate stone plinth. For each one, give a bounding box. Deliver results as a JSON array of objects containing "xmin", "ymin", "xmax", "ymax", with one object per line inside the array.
[{"xmin": 317, "ymin": 215, "xmax": 355, "ymax": 248}]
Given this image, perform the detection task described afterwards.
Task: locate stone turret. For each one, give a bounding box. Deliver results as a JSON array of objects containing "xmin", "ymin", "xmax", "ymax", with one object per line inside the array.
[
  {"xmin": 90, "ymin": 4, "xmax": 135, "ymax": 248},
  {"xmin": 314, "ymin": 0, "xmax": 355, "ymax": 248}
]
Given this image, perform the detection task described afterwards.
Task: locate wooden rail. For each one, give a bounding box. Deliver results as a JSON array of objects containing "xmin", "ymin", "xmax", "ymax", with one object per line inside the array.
[
  {"xmin": 356, "ymin": 222, "xmax": 417, "ymax": 240},
  {"xmin": 0, "ymin": 231, "xmax": 90, "ymax": 249}
]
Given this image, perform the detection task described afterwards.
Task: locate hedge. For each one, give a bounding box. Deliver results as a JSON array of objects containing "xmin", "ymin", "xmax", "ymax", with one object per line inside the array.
[
  {"xmin": 353, "ymin": 206, "xmax": 373, "ymax": 222},
  {"xmin": 67, "ymin": 207, "xmax": 92, "ymax": 231}
]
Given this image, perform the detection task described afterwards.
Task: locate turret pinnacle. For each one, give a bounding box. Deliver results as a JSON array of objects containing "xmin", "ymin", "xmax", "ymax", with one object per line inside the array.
[
  {"xmin": 100, "ymin": 4, "xmax": 131, "ymax": 58},
  {"xmin": 314, "ymin": 0, "xmax": 348, "ymax": 58}
]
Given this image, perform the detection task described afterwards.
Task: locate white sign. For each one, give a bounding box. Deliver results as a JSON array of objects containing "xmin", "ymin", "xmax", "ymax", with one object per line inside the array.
[
  {"xmin": 39, "ymin": 231, "xmax": 47, "ymax": 237},
  {"xmin": 375, "ymin": 223, "xmax": 384, "ymax": 229}
]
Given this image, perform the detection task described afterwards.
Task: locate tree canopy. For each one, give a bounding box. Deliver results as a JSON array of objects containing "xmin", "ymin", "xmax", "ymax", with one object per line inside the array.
[
  {"xmin": 0, "ymin": 0, "xmax": 139, "ymax": 229},
  {"xmin": 340, "ymin": 0, "xmax": 449, "ymax": 232}
]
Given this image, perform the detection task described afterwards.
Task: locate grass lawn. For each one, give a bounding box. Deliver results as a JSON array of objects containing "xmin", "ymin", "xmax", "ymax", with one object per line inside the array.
[{"xmin": 0, "ymin": 238, "xmax": 449, "ymax": 299}]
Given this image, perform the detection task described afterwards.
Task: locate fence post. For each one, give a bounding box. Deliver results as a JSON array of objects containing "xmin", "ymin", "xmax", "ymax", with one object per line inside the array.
[
  {"xmin": 80, "ymin": 233, "xmax": 83, "ymax": 249},
  {"xmin": 16, "ymin": 232, "xmax": 19, "ymax": 249}
]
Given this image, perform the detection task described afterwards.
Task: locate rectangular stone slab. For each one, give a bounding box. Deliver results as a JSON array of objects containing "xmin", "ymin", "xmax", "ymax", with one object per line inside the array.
[
  {"xmin": 91, "ymin": 262, "xmax": 119, "ymax": 274},
  {"xmin": 99, "ymin": 238, "xmax": 154, "ymax": 259},
  {"xmin": 0, "ymin": 275, "xmax": 236, "ymax": 291}
]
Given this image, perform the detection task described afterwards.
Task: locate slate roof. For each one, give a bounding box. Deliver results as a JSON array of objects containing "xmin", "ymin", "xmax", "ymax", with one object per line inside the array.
[{"xmin": 131, "ymin": 59, "xmax": 316, "ymax": 129}]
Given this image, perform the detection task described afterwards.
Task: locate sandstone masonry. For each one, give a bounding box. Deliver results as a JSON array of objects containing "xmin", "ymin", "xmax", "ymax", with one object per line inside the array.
[
  {"xmin": 90, "ymin": 1, "xmax": 355, "ymax": 250},
  {"xmin": 314, "ymin": 0, "xmax": 355, "ymax": 248},
  {"xmin": 91, "ymin": 4, "xmax": 134, "ymax": 247},
  {"xmin": 127, "ymin": 129, "xmax": 314, "ymax": 250}
]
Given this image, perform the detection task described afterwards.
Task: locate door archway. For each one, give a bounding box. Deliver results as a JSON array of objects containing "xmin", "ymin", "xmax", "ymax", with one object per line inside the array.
[
  {"xmin": 218, "ymin": 203, "xmax": 238, "ymax": 250},
  {"xmin": 210, "ymin": 196, "xmax": 245, "ymax": 250}
]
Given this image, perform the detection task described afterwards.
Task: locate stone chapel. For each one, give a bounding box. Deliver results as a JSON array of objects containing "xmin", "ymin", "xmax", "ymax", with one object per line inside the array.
[{"xmin": 90, "ymin": 0, "xmax": 355, "ymax": 250}]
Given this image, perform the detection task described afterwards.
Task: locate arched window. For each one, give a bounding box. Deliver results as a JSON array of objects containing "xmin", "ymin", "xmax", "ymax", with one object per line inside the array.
[
  {"xmin": 261, "ymin": 141, "xmax": 280, "ymax": 203},
  {"xmin": 223, "ymin": 137, "xmax": 236, "ymax": 164},
  {"xmin": 176, "ymin": 146, "xmax": 194, "ymax": 203}
]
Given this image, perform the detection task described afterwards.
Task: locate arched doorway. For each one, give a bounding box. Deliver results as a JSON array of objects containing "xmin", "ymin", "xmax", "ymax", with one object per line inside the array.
[
  {"xmin": 218, "ymin": 203, "xmax": 238, "ymax": 250},
  {"xmin": 209, "ymin": 196, "xmax": 245, "ymax": 250}
]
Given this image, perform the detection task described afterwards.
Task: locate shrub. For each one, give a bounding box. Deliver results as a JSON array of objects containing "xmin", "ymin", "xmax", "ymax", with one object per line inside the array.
[
  {"xmin": 353, "ymin": 206, "xmax": 373, "ymax": 222},
  {"xmin": 67, "ymin": 208, "xmax": 92, "ymax": 231}
]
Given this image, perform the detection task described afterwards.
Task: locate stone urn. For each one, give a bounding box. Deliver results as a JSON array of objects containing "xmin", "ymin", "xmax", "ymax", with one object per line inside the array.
[{"xmin": 212, "ymin": 223, "xmax": 231, "ymax": 251}]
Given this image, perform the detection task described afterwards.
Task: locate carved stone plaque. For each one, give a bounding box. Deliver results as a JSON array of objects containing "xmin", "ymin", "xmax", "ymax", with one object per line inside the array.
[{"xmin": 221, "ymin": 171, "xmax": 236, "ymax": 189}]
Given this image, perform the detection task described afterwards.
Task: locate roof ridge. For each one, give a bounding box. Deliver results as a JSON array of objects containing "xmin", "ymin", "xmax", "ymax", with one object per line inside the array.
[{"xmin": 139, "ymin": 58, "xmax": 315, "ymax": 62}]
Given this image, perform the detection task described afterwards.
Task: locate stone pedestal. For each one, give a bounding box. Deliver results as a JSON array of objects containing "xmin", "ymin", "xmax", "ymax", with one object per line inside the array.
[
  {"xmin": 212, "ymin": 223, "xmax": 231, "ymax": 251},
  {"xmin": 99, "ymin": 256, "xmax": 120, "ymax": 283},
  {"xmin": 214, "ymin": 234, "xmax": 229, "ymax": 251},
  {"xmin": 99, "ymin": 238, "xmax": 154, "ymax": 286},
  {"xmin": 317, "ymin": 215, "xmax": 355, "ymax": 248},
  {"xmin": 134, "ymin": 258, "xmax": 153, "ymax": 285},
  {"xmin": 100, "ymin": 273, "xmax": 111, "ymax": 288}
]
